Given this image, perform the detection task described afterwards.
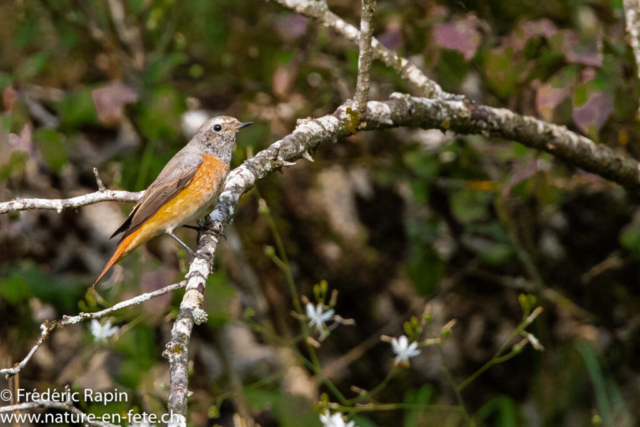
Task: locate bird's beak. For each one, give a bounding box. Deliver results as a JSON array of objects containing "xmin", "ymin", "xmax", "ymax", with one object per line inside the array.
[{"xmin": 235, "ymin": 122, "xmax": 253, "ymax": 131}]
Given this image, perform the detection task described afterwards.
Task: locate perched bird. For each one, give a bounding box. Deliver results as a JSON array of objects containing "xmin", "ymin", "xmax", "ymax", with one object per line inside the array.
[{"xmin": 93, "ymin": 116, "xmax": 252, "ymax": 287}]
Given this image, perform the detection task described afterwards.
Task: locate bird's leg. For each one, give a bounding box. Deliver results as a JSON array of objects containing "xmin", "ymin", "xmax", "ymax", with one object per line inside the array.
[{"xmin": 166, "ymin": 231, "xmax": 196, "ymax": 257}]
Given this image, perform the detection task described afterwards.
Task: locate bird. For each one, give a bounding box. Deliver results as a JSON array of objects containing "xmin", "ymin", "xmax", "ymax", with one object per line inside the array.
[{"xmin": 93, "ymin": 116, "xmax": 252, "ymax": 287}]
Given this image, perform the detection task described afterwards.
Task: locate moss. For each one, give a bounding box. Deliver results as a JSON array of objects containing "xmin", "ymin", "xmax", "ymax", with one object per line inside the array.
[
  {"xmin": 170, "ymin": 343, "xmax": 184, "ymax": 355},
  {"xmin": 344, "ymin": 107, "xmax": 361, "ymax": 134}
]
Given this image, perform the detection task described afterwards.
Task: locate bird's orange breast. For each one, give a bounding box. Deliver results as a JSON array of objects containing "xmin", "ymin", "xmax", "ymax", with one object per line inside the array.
[{"xmin": 126, "ymin": 154, "xmax": 229, "ymax": 251}]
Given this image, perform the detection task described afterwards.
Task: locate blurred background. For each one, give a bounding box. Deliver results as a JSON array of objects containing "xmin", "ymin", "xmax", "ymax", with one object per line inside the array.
[{"xmin": 1, "ymin": 0, "xmax": 640, "ymax": 426}]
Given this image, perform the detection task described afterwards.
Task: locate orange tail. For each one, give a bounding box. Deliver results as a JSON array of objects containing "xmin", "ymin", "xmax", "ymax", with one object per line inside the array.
[{"xmin": 93, "ymin": 230, "xmax": 140, "ymax": 287}]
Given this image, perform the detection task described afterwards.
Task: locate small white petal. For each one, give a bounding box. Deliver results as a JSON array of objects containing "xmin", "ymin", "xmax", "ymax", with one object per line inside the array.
[
  {"xmin": 398, "ymin": 335, "xmax": 408, "ymax": 348},
  {"xmin": 307, "ymin": 303, "xmax": 336, "ymax": 334},
  {"xmin": 91, "ymin": 319, "xmax": 119, "ymax": 342},
  {"xmin": 321, "ymin": 309, "xmax": 335, "ymax": 321},
  {"xmin": 391, "ymin": 335, "xmax": 420, "ymax": 366}
]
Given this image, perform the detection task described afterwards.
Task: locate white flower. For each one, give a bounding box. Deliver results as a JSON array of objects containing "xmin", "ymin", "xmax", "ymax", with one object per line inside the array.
[
  {"xmin": 306, "ymin": 303, "xmax": 335, "ymax": 333},
  {"xmin": 320, "ymin": 411, "xmax": 356, "ymax": 427},
  {"xmin": 90, "ymin": 319, "xmax": 119, "ymax": 342},
  {"xmin": 391, "ymin": 335, "xmax": 421, "ymax": 366}
]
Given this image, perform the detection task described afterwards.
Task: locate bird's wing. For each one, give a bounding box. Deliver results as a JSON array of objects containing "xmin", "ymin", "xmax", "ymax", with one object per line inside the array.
[{"xmin": 111, "ymin": 151, "xmax": 203, "ymax": 241}]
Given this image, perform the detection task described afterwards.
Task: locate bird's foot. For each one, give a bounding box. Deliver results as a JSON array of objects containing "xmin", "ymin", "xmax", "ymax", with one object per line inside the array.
[{"xmin": 184, "ymin": 219, "xmax": 226, "ymax": 245}]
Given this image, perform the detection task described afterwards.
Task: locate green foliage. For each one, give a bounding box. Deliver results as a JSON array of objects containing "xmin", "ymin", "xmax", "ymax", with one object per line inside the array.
[
  {"xmin": 451, "ymin": 190, "xmax": 492, "ymax": 223},
  {"xmin": 144, "ymin": 52, "xmax": 189, "ymax": 87},
  {"xmin": 407, "ymin": 244, "xmax": 445, "ymax": 296},
  {"xmin": 403, "ymin": 385, "xmax": 435, "ymax": 427},
  {"xmin": 58, "ymin": 88, "xmax": 100, "ymax": 128},
  {"xmin": 114, "ymin": 323, "xmax": 160, "ymax": 388},
  {"xmin": 15, "ymin": 52, "xmax": 49, "ymax": 81},
  {"xmin": 33, "ymin": 129, "xmax": 68, "ymax": 172},
  {"xmin": 484, "ymin": 47, "xmax": 517, "ymax": 98},
  {"xmin": 137, "ymin": 87, "xmax": 184, "ymax": 141},
  {"xmin": 620, "ymin": 218, "xmax": 640, "ymax": 258},
  {"xmin": 0, "ymin": 261, "xmax": 86, "ymax": 313},
  {"xmin": 0, "ymin": 271, "xmax": 31, "ymax": 304},
  {"xmin": 435, "ymin": 50, "xmax": 468, "ymax": 93},
  {"xmin": 474, "ymin": 396, "xmax": 518, "ymax": 427},
  {"xmin": 403, "ymin": 151, "xmax": 440, "ymax": 180},
  {"xmin": 0, "ymin": 151, "xmax": 28, "ymax": 180}
]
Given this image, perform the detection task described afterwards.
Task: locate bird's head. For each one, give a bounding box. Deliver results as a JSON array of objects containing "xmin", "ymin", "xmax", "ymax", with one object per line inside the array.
[{"xmin": 195, "ymin": 116, "xmax": 252, "ymax": 162}]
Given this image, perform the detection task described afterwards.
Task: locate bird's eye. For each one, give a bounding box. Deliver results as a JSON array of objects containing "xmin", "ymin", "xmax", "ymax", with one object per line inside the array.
[{"xmin": 213, "ymin": 124, "xmax": 222, "ymax": 132}]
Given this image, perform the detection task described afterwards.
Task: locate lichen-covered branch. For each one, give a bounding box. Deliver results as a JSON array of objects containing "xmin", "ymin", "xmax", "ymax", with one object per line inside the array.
[
  {"xmin": 215, "ymin": 95, "xmax": 640, "ymax": 224},
  {"xmin": 0, "ymin": 189, "xmax": 142, "ymax": 215},
  {"xmin": 371, "ymin": 94, "xmax": 640, "ymax": 189},
  {"xmin": 163, "ymin": 239, "xmax": 218, "ymax": 426},
  {"xmin": 353, "ymin": 0, "xmax": 376, "ymax": 115},
  {"xmin": 1, "ymin": 281, "xmax": 186, "ymax": 378},
  {"xmin": 271, "ymin": 0, "xmax": 459, "ymax": 100}
]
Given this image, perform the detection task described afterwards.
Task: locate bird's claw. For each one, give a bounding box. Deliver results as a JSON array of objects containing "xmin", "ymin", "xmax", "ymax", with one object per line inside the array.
[{"xmin": 184, "ymin": 220, "xmax": 226, "ymax": 244}]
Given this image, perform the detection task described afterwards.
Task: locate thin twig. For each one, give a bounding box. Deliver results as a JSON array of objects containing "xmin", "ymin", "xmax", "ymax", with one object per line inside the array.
[
  {"xmin": 0, "ymin": 281, "xmax": 186, "ymax": 378},
  {"xmin": 93, "ymin": 167, "xmax": 107, "ymax": 191},
  {"xmin": 456, "ymin": 308, "xmax": 543, "ymax": 392},
  {"xmin": 353, "ymin": 0, "xmax": 376, "ymax": 115},
  {"xmin": 271, "ymin": 0, "xmax": 458, "ymax": 99},
  {"xmin": 0, "ymin": 190, "xmax": 142, "ymax": 215}
]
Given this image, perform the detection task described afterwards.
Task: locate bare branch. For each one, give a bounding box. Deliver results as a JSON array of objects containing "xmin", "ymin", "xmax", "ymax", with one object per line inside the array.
[
  {"xmin": 0, "ymin": 401, "xmax": 119, "ymax": 427},
  {"xmin": 271, "ymin": 0, "xmax": 459, "ymax": 100},
  {"xmin": 93, "ymin": 167, "xmax": 107, "ymax": 191},
  {"xmin": 0, "ymin": 190, "xmax": 142, "ymax": 215},
  {"xmin": 164, "ymin": 250, "xmax": 215, "ymax": 425},
  {"xmin": 354, "ymin": 0, "xmax": 376, "ymax": 115},
  {"xmin": 382, "ymin": 94, "xmax": 640, "ymax": 188},
  {"xmin": 1, "ymin": 281, "xmax": 186, "ymax": 378},
  {"xmin": 217, "ymin": 96, "xmax": 640, "ymax": 215}
]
